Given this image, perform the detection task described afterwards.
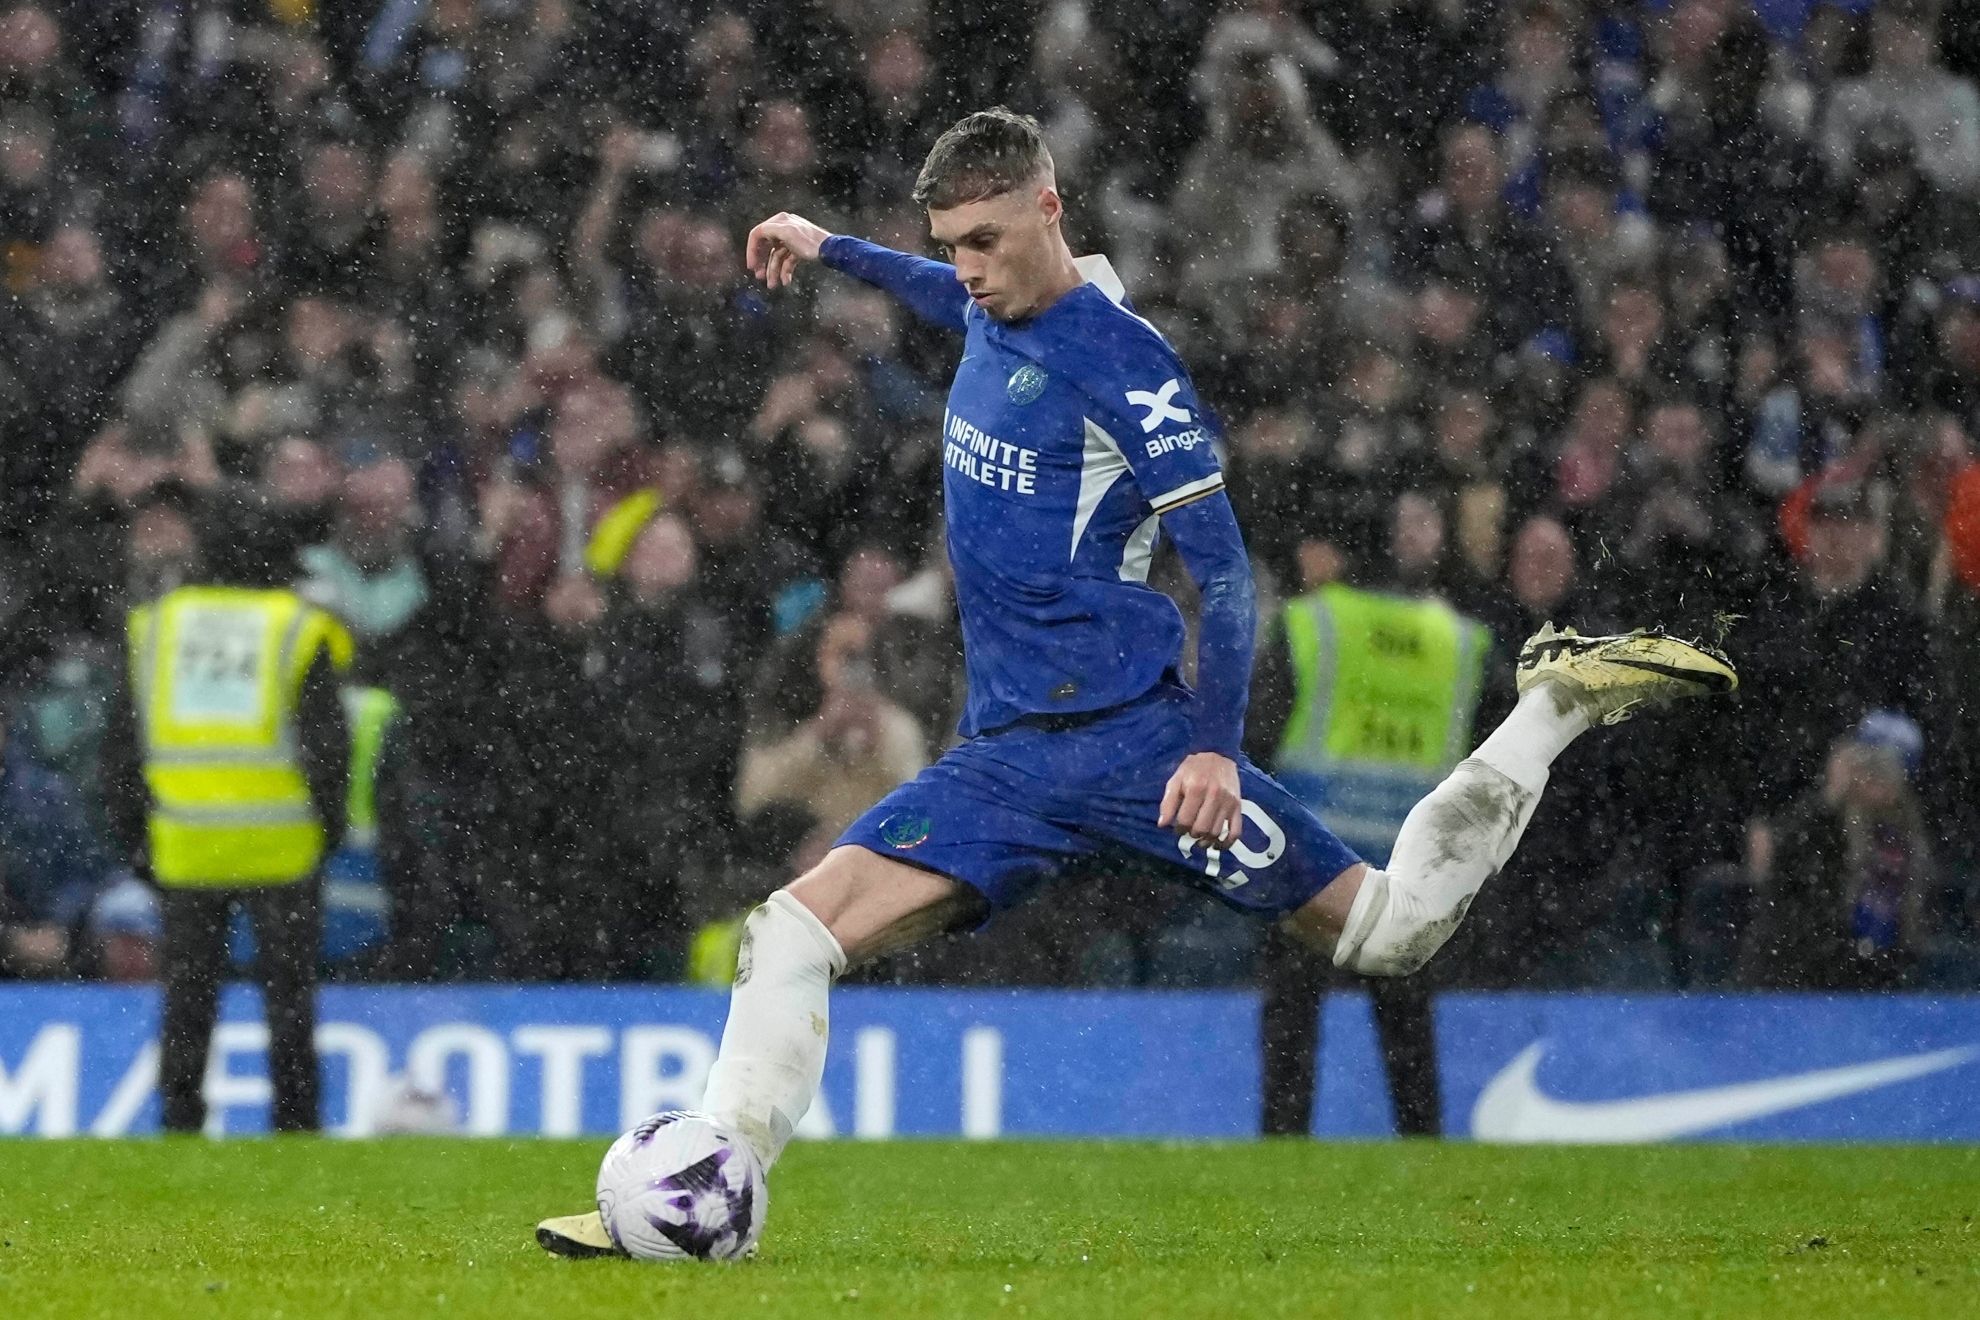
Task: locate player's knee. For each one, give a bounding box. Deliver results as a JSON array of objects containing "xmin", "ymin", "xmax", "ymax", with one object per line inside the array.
[
  {"xmin": 783, "ymin": 846, "xmax": 967, "ymax": 963},
  {"xmin": 782, "ymin": 845, "xmax": 885, "ymax": 935},
  {"xmin": 739, "ymin": 888, "xmax": 847, "ymax": 984},
  {"xmin": 1329, "ymin": 868, "xmax": 1470, "ymax": 978}
]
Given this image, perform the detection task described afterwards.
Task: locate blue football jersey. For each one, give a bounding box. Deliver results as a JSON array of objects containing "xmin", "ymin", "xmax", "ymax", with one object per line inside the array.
[{"xmin": 822, "ymin": 237, "xmax": 1228, "ymax": 738}]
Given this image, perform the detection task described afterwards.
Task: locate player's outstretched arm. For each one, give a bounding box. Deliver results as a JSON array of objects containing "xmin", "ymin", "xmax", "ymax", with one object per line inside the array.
[{"xmin": 747, "ymin": 213, "xmax": 971, "ymax": 333}]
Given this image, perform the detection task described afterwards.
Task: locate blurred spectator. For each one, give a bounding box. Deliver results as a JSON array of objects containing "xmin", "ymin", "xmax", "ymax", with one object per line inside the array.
[
  {"xmin": 0, "ymin": 5, "xmax": 85, "ymax": 127},
  {"xmin": 1739, "ymin": 476, "xmax": 1933, "ymax": 826},
  {"xmin": 1616, "ymin": 398, "xmax": 1764, "ymax": 627},
  {"xmin": 1216, "ymin": 194, "xmax": 1357, "ymax": 410},
  {"xmin": 299, "ymin": 457, "xmax": 426, "ymax": 637},
  {"xmin": 1938, "ymin": 450, "xmax": 1980, "ymax": 846},
  {"xmin": 1543, "ymin": 149, "xmax": 1647, "ymax": 329},
  {"xmin": 1386, "ymin": 490, "xmax": 1449, "ymax": 597},
  {"xmin": 671, "ymin": 9, "xmax": 761, "ymax": 200},
  {"xmin": 1318, "ymin": 0, "xmax": 1468, "ymax": 170},
  {"xmin": 1850, "ymin": 120, "xmax": 1980, "ymax": 302},
  {"xmin": 225, "ymin": 293, "xmax": 411, "ymax": 453},
  {"xmin": 840, "ymin": 28, "xmax": 944, "ymax": 212},
  {"xmin": 1741, "ymin": 715, "xmax": 1940, "ymax": 988},
  {"xmin": 369, "ymin": 150, "xmax": 466, "ymax": 429},
  {"xmin": 1869, "ymin": 411, "xmax": 1961, "ymax": 595},
  {"xmin": 727, "ymin": 99, "xmax": 833, "ymax": 233},
  {"xmin": 1398, "ymin": 122, "xmax": 1576, "ymax": 356},
  {"xmin": 736, "ymin": 611, "xmax": 927, "ymax": 879},
  {"xmin": 1649, "ymin": 7, "xmax": 1816, "ymax": 318},
  {"xmin": 749, "ymin": 335, "xmax": 891, "ymax": 564},
  {"xmin": 1409, "ymin": 263, "xmax": 1498, "ymax": 386},
  {"xmin": 1172, "ymin": 7, "xmax": 1360, "ymax": 304},
  {"xmin": 686, "ymin": 447, "xmax": 812, "ymax": 654},
  {"xmin": 745, "ymin": 544, "xmax": 952, "ymax": 749},
  {"xmin": 147, "ymin": 170, "xmax": 266, "ymax": 318},
  {"xmin": 299, "ymin": 454, "xmax": 480, "ymax": 980},
  {"xmin": 0, "ymin": 691, "xmax": 133, "ymax": 977},
  {"xmin": 1821, "ymin": 0, "xmax": 1980, "ymax": 197},
  {"xmin": 1744, "ymin": 320, "xmax": 1872, "ymax": 497},
  {"xmin": 1410, "ymin": 385, "xmax": 1506, "ymax": 603},
  {"xmin": 118, "ymin": 274, "xmax": 251, "ymax": 448},
  {"xmin": 0, "ymin": 224, "xmax": 145, "ymax": 528},
  {"xmin": 1546, "ymin": 375, "xmax": 1633, "ymax": 536},
  {"xmin": 1662, "ymin": 236, "xmax": 1737, "ymax": 408},
  {"xmin": 286, "ymin": 140, "xmax": 380, "ymax": 300},
  {"xmin": 483, "ymin": 363, "xmax": 650, "ymax": 613},
  {"xmin": 588, "ymin": 510, "xmax": 753, "ymax": 952},
  {"xmin": 70, "ymin": 419, "xmax": 222, "ymax": 513},
  {"xmin": 579, "ymin": 169, "xmax": 774, "ymax": 443}
]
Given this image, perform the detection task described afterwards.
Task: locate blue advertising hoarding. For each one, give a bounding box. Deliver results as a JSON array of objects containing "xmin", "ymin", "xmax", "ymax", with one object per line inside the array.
[{"xmin": 0, "ymin": 986, "xmax": 1976, "ymax": 1142}]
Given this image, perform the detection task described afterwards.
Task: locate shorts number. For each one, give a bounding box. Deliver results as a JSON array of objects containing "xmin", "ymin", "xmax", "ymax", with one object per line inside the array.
[{"xmin": 1177, "ymin": 800, "xmax": 1286, "ymax": 889}]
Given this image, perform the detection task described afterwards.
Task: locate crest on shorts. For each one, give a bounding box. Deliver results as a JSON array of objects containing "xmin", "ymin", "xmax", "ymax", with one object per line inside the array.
[
  {"xmin": 1006, "ymin": 363, "xmax": 1049, "ymax": 404},
  {"xmin": 878, "ymin": 812, "xmax": 932, "ymax": 849}
]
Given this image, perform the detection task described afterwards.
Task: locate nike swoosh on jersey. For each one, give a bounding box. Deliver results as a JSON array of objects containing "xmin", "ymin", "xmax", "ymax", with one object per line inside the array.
[{"xmin": 1470, "ymin": 1040, "xmax": 1979, "ymax": 1142}]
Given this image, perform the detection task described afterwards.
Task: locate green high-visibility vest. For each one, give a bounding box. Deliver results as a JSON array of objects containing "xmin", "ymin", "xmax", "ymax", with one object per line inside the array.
[
  {"xmin": 1274, "ymin": 583, "xmax": 1490, "ymax": 864},
  {"xmin": 338, "ymin": 685, "xmax": 401, "ymax": 850}
]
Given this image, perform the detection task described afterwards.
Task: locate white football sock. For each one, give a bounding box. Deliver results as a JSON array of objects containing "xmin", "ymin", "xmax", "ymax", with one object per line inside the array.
[
  {"xmin": 1330, "ymin": 684, "xmax": 1593, "ymax": 978},
  {"xmin": 701, "ymin": 889, "xmax": 846, "ymax": 1169},
  {"xmin": 1467, "ymin": 684, "xmax": 1590, "ymax": 797}
]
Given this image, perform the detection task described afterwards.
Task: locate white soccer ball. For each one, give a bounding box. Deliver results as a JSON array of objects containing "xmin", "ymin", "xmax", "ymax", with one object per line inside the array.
[{"xmin": 595, "ymin": 1110, "xmax": 767, "ymax": 1261}]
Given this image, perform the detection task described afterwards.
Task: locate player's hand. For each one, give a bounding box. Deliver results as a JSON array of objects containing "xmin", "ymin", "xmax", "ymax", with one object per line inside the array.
[
  {"xmin": 745, "ymin": 212, "xmax": 830, "ymax": 288},
  {"xmin": 1159, "ymin": 752, "xmax": 1244, "ymax": 850}
]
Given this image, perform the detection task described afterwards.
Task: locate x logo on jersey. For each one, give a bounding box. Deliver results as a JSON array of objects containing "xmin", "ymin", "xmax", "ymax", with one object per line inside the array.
[{"xmin": 1126, "ymin": 379, "xmax": 1191, "ymax": 432}]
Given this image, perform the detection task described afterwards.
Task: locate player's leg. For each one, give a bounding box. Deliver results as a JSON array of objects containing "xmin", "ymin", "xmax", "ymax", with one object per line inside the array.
[
  {"xmin": 1289, "ymin": 625, "xmax": 1738, "ymax": 974},
  {"xmin": 541, "ymin": 747, "xmax": 1078, "ymax": 1257},
  {"xmin": 1283, "ymin": 753, "xmax": 1544, "ymax": 974},
  {"xmin": 700, "ymin": 736, "xmax": 1085, "ymax": 1173},
  {"xmin": 699, "ymin": 845, "xmax": 979, "ymax": 1167},
  {"xmin": 539, "ymin": 848, "xmax": 975, "ymax": 1259}
]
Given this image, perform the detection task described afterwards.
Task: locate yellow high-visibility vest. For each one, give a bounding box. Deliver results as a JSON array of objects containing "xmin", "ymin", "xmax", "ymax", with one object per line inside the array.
[
  {"xmin": 1275, "ymin": 583, "xmax": 1491, "ymax": 865},
  {"xmin": 129, "ymin": 587, "xmax": 353, "ymax": 886},
  {"xmin": 339, "ymin": 684, "xmax": 401, "ymax": 850}
]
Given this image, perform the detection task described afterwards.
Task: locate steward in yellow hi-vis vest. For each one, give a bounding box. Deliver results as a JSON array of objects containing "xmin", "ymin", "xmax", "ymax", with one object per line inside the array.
[
  {"xmin": 106, "ymin": 558, "xmax": 353, "ymax": 1135},
  {"xmin": 129, "ymin": 587, "xmax": 354, "ymax": 885},
  {"xmin": 1249, "ymin": 568, "xmax": 1494, "ymax": 1142},
  {"xmin": 1271, "ymin": 582, "xmax": 1490, "ymax": 867}
]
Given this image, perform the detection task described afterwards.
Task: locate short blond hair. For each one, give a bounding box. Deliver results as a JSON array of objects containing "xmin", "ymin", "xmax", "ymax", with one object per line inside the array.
[{"xmin": 912, "ymin": 108, "xmax": 1052, "ymax": 210}]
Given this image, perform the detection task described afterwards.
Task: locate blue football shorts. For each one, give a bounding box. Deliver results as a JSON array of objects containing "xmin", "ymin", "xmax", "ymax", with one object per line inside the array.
[{"xmin": 837, "ymin": 679, "xmax": 1362, "ymax": 916}]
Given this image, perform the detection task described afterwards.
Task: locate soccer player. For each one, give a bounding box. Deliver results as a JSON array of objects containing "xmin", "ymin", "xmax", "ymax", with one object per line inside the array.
[{"xmin": 539, "ymin": 109, "xmax": 1736, "ymax": 1258}]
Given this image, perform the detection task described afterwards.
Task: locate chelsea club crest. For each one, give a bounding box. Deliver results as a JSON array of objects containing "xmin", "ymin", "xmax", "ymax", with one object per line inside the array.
[
  {"xmin": 878, "ymin": 813, "xmax": 933, "ymax": 849},
  {"xmin": 1006, "ymin": 363, "xmax": 1048, "ymax": 404}
]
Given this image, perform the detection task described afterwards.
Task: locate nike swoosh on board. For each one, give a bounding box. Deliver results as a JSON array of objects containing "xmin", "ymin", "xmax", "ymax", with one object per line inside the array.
[{"xmin": 1470, "ymin": 1040, "xmax": 1979, "ymax": 1143}]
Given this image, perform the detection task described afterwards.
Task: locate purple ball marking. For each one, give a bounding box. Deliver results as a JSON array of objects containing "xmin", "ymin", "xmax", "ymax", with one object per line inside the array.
[{"xmin": 640, "ymin": 1145, "xmax": 756, "ymax": 1259}]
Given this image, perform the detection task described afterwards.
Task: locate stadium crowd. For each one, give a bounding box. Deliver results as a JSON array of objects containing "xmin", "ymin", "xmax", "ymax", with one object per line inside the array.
[{"xmin": 1, "ymin": 0, "xmax": 1979, "ymax": 993}]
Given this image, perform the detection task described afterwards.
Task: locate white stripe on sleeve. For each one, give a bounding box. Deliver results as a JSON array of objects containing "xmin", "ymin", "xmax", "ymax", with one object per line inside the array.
[{"xmin": 1147, "ymin": 472, "xmax": 1226, "ymax": 513}]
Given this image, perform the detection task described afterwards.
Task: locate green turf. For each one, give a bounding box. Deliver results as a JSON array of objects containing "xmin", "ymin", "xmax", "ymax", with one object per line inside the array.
[{"xmin": 2, "ymin": 1139, "xmax": 1978, "ymax": 1319}]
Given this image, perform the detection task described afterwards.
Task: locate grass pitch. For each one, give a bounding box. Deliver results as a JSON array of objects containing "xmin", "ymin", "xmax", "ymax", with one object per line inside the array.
[{"xmin": 2, "ymin": 1139, "xmax": 1977, "ymax": 1319}]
